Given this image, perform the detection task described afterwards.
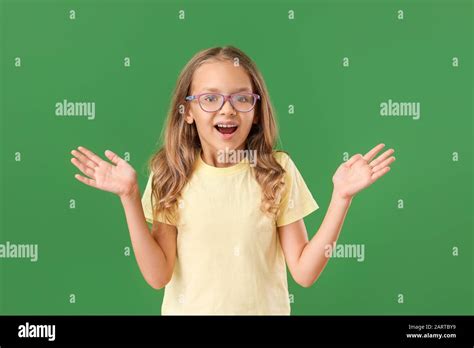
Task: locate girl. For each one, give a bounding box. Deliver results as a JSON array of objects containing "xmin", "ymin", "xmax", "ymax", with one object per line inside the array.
[{"xmin": 70, "ymin": 46, "xmax": 396, "ymax": 315}]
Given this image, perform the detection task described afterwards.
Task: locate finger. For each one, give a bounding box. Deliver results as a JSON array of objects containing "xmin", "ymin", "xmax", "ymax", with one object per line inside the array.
[
  {"xmin": 71, "ymin": 157, "xmax": 95, "ymax": 177},
  {"xmin": 369, "ymin": 148, "xmax": 395, "ymax": 168},
  {"xmin": 74, "ymin": 174, "xmax": 98, "ymax": 188},
  {"xmin": 105, "ymin": 149, "xmax": 122, "ymax": 165},
  {"xmin": 371, "ymin": 166, "xmax": 390, "ymax": 181},
  {"xmin": 77, "ymin": 146, "xmax": 103, "ymax": 166},
  {"xmin": 363, "ymin": 143, "xmax": 386, "ymax": 162},
  {"xmin": 345, "ymin": 154, "xmax": 363, "ymax": 167},
  {"xmin": 372, "ymin": 156, "xmax": 396, "ymax": 172},
  {"xmin": 71, "ymin": 149, "xmax": 97, "ymax": 169}
]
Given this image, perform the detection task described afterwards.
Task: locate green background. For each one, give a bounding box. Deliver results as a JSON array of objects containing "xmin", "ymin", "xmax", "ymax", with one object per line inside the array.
[{"xmin": 0, "ymin": 0, "xmax": 472, "ymax": 315}]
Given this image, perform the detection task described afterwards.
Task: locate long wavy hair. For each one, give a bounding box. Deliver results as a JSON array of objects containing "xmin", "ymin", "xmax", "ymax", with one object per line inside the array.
[{"xmin": 146, "ymin": 45, "xmax": 286, "ymax": 224}]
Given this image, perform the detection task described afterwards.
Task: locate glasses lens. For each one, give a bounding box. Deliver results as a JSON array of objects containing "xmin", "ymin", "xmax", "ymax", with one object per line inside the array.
[
  {"xmin": 199, "ymin": 94, "xmax": 224, "ymax": 112},
  {"xmin": 232, "ymin": 94, "xmax": 256, "ymax": 112}
]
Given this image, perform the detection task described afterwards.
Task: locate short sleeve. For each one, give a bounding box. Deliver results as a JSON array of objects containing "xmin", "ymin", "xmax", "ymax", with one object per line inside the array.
[
  {"xmin": 141, "ymin": 172, "xmax": 177, "ymax": 226},
  {"xmin": 275, "ymin": 152, "xmax": 319, "ymax": 227}
]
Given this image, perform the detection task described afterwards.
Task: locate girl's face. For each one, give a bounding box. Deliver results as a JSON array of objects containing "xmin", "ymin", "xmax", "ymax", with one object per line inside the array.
[{"xmin": 185, "ymin": 59, "xmax": 258, "ymax": 161}]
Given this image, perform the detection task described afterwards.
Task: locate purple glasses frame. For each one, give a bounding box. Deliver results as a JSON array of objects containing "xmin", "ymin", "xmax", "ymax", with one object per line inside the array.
[{"xmin": 185, "ymin": 92, "xmax": 261, "ymax": 113}]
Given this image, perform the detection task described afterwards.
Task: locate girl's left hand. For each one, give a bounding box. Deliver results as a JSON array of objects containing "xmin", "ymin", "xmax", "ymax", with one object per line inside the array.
[{"xmin": 332, "ymin": 143, "xmax": 396, "ymax": 200}]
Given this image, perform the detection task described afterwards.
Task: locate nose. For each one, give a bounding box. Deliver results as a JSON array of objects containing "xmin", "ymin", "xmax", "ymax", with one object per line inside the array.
[{"xmin": 219, "ymin": 96, "xmax": 236, "ymax": 115}]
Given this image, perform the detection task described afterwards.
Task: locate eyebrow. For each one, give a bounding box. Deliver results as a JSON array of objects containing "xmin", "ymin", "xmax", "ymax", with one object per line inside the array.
[{"xmin": 201, "ymin": 87, "xmax": 252, "ymax": 93}]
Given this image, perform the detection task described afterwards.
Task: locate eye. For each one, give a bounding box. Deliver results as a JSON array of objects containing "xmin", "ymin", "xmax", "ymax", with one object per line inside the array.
[
  {"xmin": 236, "ymin": 94, "xmax": 251, "ymax": 103},
  {"xmin": 204, "ymin": 94, "xmax": 218, "ymax": 102}
]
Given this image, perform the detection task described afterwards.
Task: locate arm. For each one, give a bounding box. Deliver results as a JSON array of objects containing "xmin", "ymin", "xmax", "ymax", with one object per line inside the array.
[
  {"xmin": 278, "ymin": 191, "xmax": 351, "ymax": 287},
  {"xmin": 120, "ymin": 188, "xmax": 177, "ymax": 290},
  {"xmin": 278, "ymin": 143, "xmax": 396, "ymax": 287},
  {"xmin": 70, "ymin": 146, "xmax": 176, "ymax": 290}
]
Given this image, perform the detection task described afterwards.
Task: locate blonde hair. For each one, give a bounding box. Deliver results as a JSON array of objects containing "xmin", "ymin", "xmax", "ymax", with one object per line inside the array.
[{"xmin": 147, "ymin": 45, "xmax": 286, "ymax": 224}]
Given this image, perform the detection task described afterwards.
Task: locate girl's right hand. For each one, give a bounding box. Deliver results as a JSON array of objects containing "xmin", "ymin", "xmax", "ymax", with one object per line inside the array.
[{"xmin": 71, "ymin": 146, "xmax": 138, "ymax": 198}]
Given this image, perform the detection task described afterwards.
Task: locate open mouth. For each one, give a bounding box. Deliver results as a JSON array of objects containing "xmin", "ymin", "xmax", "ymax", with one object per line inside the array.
[{"xmin": 215, "ymin": 124, "xmax": 238, "ymax": 135}]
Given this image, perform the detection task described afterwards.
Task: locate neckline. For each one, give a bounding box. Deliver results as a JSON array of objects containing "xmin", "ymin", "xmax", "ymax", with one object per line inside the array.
[{"xmin": 195, "ymin": 149, "xmax": 249, "ymax": 175}]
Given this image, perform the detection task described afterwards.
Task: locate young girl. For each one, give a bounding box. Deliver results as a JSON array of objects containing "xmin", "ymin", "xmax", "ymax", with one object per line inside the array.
[{"xmin": 70, "ymin": 46, "xmax": 396, "ymax": 315}]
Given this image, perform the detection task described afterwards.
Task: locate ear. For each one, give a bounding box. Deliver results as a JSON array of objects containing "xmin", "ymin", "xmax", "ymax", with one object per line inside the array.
[{"xmin": 184, "ymin": 106, "xmax": 194, "ymax": 124}]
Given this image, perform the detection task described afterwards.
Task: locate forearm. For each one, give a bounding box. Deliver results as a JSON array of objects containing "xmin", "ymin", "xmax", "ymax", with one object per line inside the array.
[
  {"xmin": 296, "ymin": 190, "xmax": 353, "ymax": 286},
  {"xmin": 120, "ymin": 186, "xmax": 170, "ymax": 289}
]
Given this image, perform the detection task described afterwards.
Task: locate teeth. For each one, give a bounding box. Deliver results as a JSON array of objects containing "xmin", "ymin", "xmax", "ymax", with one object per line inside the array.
[{"xmin": 216, "ymin": 124, "xmax": 237, "ymax": 128}]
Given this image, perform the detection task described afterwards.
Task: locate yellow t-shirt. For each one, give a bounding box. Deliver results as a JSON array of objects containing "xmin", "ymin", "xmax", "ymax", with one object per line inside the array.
[{"xmin": 141, "ymin": 150, "xmax": 319, "ymax": 315}]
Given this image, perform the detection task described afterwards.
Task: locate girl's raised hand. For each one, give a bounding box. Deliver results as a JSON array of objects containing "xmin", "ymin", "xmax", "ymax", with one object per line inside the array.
[
  {"xmin": 70, "ymin": 146, "xmax": 138, "ymax": 198},
  {"xmin": 332, "ymin": 143, "xmax": 396, "ymax": 200}
]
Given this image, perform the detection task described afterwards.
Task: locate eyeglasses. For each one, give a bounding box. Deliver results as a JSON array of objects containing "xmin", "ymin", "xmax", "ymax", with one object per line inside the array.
[{"xmin": 185, "ymin": 92, "xmax": 260, "ymax": 113}]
